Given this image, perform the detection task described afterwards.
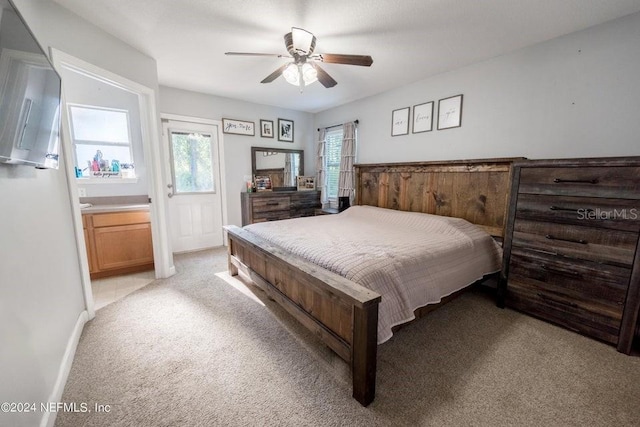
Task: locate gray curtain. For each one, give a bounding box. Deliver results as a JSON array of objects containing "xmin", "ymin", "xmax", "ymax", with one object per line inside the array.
[
  {"xmin": 316, "ymin": 129, "xmax": 327, "ymax": 204},
  {"xmin": 338, "ymin": 121, "xmax": 356, "ymax": 204}
]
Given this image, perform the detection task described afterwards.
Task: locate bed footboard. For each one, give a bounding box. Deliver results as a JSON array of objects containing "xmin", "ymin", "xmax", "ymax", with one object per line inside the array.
[{"xmin": 224, "ymin": 225, "xmax": 382, "ymax": 406}]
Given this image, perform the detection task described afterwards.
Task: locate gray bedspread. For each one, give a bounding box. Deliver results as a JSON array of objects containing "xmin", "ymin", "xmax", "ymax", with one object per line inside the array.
[{"xmin": 245, "ymin": 206, "xmax": 502, "ymax": 343}]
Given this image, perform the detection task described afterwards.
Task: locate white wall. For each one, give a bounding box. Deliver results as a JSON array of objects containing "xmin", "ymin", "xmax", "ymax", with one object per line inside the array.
[
  {"xmin": 0, "ymin": 1, "xmax": 160, "ymax": 426},
  {"xmin": 0, "ymin": 155, "xmax": 85, "ymax": 427},
  {"xmin": 314, "ymin": 12, "xmax": 640, "ymax": 165},
  {"xmin": 159, "ymin": 86, "xmax": 315, "ymax": 227}
]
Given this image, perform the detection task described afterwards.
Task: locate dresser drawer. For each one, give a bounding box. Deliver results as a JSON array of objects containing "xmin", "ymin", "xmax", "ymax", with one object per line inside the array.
[
  {"xmin": 512, "ymin": 219, "xmax": 638, "ymax": 267},
  {"xmin": 515, "ymin": 193, "xmax": 640, "ymax": 232},
  {"xmin": 518, "ymin": 166, "xmax": 640, "ymax": 199},
  {"xmin": 251, "ymin": 212, "xmax": 290, "ymax": 222},
  {"xmin": 508, "ymin": 247, "xmax": 629, "ymax": 311},
  {"xmin": 506, "ymin": 281, "xmax": 622, "ymax": 345},
  {"xmin": 241, "ymin": 191, "xmax": 320, "ymax": 226},
  {"xmin": 91, "ymin": 210, "xmax": 150, "ymax": 227},
  {"xmin": 251, "ymin": 196, "xmax": 290, "ymax": 213}
]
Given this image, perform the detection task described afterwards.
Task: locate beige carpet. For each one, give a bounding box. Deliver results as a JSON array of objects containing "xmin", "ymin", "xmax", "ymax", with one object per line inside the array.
[{"xmin": 56, "ymin": 248, "xmax": 640, "ymax": 426}]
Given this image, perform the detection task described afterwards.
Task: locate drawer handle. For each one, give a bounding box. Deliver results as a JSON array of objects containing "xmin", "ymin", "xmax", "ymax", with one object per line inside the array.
[
  {"xmin": 553, "ymin": 178, "xmax": 599, "ymax": 184},
  {"xmin": 541, "ymin": 264, "xmax": 581, "ymax": 278},
  {"xmin": 545, "ymin": 234, "xmax": 587, "ymax": 245},
  {"xmin": 266, "ymin": 202, "xmax": 280, "ymax": 206},
  {"xmin": 549, "ymin": 206, "xmax": 594, "ymax": 213},
  {"xmin": 537, "ymin": 293, "xmax": 579, "ymax": 308}
]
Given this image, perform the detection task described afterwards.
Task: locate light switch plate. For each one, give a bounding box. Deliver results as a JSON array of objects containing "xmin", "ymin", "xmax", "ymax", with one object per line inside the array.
[{"xmin": 77, "ymin": 187, "xmax": 87, "ymax": 197}]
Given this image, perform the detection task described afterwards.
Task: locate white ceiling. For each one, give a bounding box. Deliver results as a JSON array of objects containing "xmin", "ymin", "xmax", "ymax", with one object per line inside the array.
[{"xmin": 52, "ymin": 0, "xmax": 640, "ymax": 113}]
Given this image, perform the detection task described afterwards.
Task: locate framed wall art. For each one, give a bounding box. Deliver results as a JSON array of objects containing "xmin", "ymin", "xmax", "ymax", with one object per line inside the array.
[
  {"xmin": 260, "ymin": 120, "xmax": 274, "ymax": 138},
  {"xmin": 296, "ymin": 176, "xmax": 316, "ymax": 191},
  {"xmin": 412, "ymin": 101, "xmax": 433, "ymax": 133},
  {"xmin": 391, "ymin": 107, "xmax": 410, "ymax": 136},
  {"xmin": 437, "ymin": 94, "xmax": 463, "ymax": 130},
  {"xmin": 222, "ymin": 118, "xmax": 255, "ymax": 136},
  {"xmin": 278, "ymin": 118, "xmax": 294, "ymax": 142}
]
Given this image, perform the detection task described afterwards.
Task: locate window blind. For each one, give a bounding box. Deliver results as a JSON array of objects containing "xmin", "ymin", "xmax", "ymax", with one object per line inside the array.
[{"xmin": 324, "ymin": 127, "xmax": 343, "ymax": 200}]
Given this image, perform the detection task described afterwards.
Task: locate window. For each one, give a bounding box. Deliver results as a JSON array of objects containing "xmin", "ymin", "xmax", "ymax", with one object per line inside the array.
[
  {"xmin": 324, "ymin": 127, "xmax": 344, "ymax": 201},
  {"xmin": 169, "ymin": 131, "xmax": 215, "ymax": 193},
  {"xmin": 69, "ymin": 105, "xmax": 135, "ymax": 178}
]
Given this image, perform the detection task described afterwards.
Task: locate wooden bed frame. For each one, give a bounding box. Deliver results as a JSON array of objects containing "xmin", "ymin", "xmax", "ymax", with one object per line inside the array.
[{"xmin": 224, "ymin": 158, "xmax": 517, "ymax": 406}]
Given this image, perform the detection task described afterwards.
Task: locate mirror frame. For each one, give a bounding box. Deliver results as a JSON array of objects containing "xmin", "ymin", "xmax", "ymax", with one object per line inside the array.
[{"xmin": 251, "ymin": 146, "xmax": 304, "ymax": 191}]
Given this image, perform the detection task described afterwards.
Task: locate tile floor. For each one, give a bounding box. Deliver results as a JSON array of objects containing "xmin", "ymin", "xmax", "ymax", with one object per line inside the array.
[{"xmin": 91, "ymin": 270, "xmax": 156, "ymax": 310}]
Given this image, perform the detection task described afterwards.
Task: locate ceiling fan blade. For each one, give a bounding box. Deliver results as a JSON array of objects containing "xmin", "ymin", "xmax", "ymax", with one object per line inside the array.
[
  {"xmin": 225, "ymin": 52, "xmax": 290, "ymax": 58},
  {"xmin": 317, "ymin": 53, "xmax": 373, "ymax": 66},
  {"xmin": 313, "ymin": 64, "xmax": 337, "ymax": 88},
  {"xmin": 260, "ymin": 64, "xmax": 288, "ymax": 84}
]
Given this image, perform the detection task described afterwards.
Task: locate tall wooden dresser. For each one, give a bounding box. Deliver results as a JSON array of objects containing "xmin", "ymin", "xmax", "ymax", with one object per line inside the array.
[
  {"xmin": 498, "ymin": 157, "xmax": 640, "ymax": 354},
  {"xmin": 241, "ymin": 191, "xmax": 321, "ymax": 226}
]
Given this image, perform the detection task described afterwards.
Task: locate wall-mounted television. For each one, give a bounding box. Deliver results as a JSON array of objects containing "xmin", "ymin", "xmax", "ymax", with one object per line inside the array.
[{"xmin": 0, "ymin": 0, "xmax": 61, "ymax": 169}]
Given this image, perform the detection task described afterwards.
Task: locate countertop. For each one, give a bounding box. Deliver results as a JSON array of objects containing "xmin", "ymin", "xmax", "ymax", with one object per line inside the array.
[{"xmin": 81, "ymin": 203, "xmax": 150, "ymax": 214}]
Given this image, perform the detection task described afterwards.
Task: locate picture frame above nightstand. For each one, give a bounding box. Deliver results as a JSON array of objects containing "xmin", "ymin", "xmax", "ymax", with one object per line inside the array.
[{"xmin": 437, "ymin": 94, "xmax": 463, "ymax": 130}]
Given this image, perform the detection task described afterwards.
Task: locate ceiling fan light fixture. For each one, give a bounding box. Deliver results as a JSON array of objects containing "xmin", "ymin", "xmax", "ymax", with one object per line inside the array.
[
  {"xmin": 282, "ymin": 62, "xmax": 318, "ymax": 88},
  {"xmin": 230, "ymin": 27, "xmax": 372, "ymax": 89},
  {"xmin": 282, "ymin": 63, "xmax": 299, "ymax": 85},
  {"xmin": 301, "ymin": 63, "xmax": 317, "ymax": 85}
]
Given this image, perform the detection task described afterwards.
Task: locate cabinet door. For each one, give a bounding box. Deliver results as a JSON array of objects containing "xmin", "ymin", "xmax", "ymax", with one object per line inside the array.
[{"xmin": 94, "ymin": 223, "xmax": 154, "ymax": 271}]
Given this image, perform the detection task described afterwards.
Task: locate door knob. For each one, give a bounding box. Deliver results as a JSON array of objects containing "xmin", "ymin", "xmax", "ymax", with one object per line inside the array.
[{"xmin": 168, "ymin": 192, "xmax": 173, "ymax": 198}]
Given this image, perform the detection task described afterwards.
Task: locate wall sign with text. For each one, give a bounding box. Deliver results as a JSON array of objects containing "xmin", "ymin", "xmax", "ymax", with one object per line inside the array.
[{"xmin": 222, "ymin": 118, "xmax": 255, "ymax": 136}]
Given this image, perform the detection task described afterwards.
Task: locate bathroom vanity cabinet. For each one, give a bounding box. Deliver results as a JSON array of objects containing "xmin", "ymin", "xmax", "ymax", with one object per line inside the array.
[{"xmin": 82, "ymin": 209, "xmax": 154, "ymax": 279}]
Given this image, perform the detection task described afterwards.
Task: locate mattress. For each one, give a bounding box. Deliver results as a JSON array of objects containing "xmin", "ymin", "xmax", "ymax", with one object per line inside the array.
[{"xmin": 244, "ymin": 205, "xmax": 502, "ymax": 343}]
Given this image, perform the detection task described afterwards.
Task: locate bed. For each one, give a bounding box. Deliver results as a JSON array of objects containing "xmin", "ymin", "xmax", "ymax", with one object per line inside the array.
[{"xmin": 224, "ymin": 158, "xmax": 517, "ymax": 406}]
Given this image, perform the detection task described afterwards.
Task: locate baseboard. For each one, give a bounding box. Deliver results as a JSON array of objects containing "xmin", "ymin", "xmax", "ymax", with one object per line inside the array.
[{"xmin": 40, "ymin": 310, "xmax": 89, "ymax": 427}]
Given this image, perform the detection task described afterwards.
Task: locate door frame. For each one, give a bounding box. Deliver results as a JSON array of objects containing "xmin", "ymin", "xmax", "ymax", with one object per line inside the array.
[
  {"xmin": 161, "ymin": 113, "xmax": 228, "ymax": 246},
  {"xmin": 51, "ymin": 48, "xmax": 176, "ymax": 319}
]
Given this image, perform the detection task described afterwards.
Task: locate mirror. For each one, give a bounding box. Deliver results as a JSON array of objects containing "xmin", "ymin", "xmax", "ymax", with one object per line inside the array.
[{"xmin": 251, "ymin": 147, "xmax": 304, "ymax": 190}]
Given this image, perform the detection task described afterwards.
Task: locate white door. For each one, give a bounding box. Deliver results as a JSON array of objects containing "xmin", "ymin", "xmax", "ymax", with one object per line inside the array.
[{"xmin": 163, "ymin": 120, "xmax": 223, "ymax": 253}]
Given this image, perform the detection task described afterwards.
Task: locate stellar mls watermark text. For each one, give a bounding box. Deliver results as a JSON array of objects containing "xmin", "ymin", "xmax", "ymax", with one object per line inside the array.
[{"xmin": 577, "ymin": 208, "xmax": 638, "ymax": 220}]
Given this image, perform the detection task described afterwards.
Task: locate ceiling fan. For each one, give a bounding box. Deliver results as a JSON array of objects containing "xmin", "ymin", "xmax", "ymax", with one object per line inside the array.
[{"xmin": 225, "ymin": 27, "xmax": 373, "ymax": 91}]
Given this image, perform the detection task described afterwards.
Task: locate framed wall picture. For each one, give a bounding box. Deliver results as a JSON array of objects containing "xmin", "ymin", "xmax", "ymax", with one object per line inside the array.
[
  {"xmin": 278, "ymin": 118, "xmax": 294, "ymax": 142},
  {"xmin": 391, "ymin": 107, "xmax": 410, "ymax": 136},
  {"xmin": 437, "ymin": 94, "xmax": 463, "ymax": 130},
  {"xmin": 222, "ymin": 118, "xmax": 255, "ymax": 135},
  {"xmin": 260, "ymin": 120, "xmax": 274, "ymax": 138},
  {"xmin": 412, "ymin": 101, "xmax": 433, "ymax": 133},
  {"xmin": 296, "ymin": 176, "xmax": 316, "ymax": 191}
]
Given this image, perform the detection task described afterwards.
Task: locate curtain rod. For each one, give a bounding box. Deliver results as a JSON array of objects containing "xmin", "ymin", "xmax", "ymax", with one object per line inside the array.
[{"xmin": 317, "ymin": 119, "xmax": 358, "ymax": 132}]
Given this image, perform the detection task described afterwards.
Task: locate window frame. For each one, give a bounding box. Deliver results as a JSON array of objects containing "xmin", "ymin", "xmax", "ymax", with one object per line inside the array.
[
  {"xmin": 68, "ymin": 103, "xmax": 135, "ymax": 180},
  {"xmin": 324, "ymin": 126, "xmax": 344, "ymax": 205},
  {"xmin": 168, "ymin": 129, "xmax": 217, "ymax": 196}
]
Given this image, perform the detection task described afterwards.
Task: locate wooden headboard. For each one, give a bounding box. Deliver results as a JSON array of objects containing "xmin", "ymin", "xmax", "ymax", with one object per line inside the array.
[{"xmin": 355, "ymin": 158, "xmax": 522, "ymax": 238}]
